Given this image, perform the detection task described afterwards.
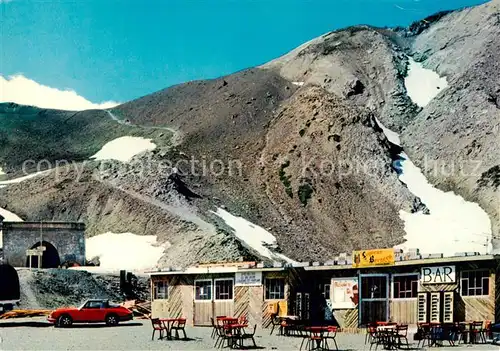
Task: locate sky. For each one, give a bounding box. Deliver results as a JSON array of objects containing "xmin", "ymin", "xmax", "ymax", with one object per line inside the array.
[{"xmin": 0, "ymin": 0, "xmax": 489, "ymax": 109}]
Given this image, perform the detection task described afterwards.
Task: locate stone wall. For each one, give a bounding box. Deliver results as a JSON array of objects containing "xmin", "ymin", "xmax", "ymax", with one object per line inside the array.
[{"xmin": 0, "ymin": 221, "xmax": 85, "ymax": 267}]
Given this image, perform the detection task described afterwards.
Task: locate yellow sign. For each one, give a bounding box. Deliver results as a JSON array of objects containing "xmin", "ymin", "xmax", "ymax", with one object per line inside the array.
[{"xmin": 352, "ymin": 249, "xmax": 395, "ymax": 268}]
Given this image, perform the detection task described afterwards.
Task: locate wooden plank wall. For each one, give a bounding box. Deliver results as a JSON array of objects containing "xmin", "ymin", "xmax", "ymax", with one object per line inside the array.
[
  {"xmin": 496, "ymin": 259, "xmax": 500, "ymax": 323},
  {"xmin": 462, "ymin": 270, "xmax": 495, "ymax": 322},
  {"xmin": 333, "ymin": 309, "xmax": 358, "ymax": 329},
  {"xmin": 234, "ymin": 285, "xmax": 264, "ymax": 327},
  {"xmin": 390, "ymin": 300, "xmax": 417, "ymax": 324}
]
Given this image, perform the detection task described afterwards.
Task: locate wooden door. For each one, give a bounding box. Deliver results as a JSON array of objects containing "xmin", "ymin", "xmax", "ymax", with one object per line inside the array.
[{"xmin": 194, "ymin": 279, "xmax": 213, "ymax": 326}]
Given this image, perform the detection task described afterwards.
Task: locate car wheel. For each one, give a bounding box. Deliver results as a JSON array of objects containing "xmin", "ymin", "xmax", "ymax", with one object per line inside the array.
[
  {"xmin": 57, "ymin": 315, "xmax": 73, "ymax": 328},
  {"xmin": 105, "ymin": 314, "xmax": 119, "ymax": 326}
]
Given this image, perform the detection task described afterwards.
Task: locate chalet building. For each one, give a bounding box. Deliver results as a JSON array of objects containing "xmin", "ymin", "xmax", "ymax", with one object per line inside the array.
[{"xmin": 148, "ymin": 252, "xmax": 500, "ymax": 329}]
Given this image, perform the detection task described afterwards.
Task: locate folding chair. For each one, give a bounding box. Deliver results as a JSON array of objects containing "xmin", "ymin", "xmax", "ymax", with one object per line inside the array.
[
  {"xmin": 151, "ymin": 318, "xmax": 166, "ymax": 340},
  {"xmin": 171, "ymin": 318, "xmax": 187, "ymax": 339}
]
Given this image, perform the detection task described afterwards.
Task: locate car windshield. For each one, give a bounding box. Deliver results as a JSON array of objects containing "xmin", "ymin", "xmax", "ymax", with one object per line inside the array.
[{"xmin": 108, "ymin": 301, "xmax": 120, "ymax": 308}]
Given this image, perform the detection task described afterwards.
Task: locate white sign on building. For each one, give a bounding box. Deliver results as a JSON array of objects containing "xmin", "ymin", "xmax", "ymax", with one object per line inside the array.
[
  {"xmin": 331, "ymin": 278, "xmax": 358, "ymax": 309},
  {"xmin": 420, "ymin": 266, "xmax": 456, "ymax": 284},
  {"xmin": 235, "ymin": 271, "xmax": 262, "ymax": 286}
]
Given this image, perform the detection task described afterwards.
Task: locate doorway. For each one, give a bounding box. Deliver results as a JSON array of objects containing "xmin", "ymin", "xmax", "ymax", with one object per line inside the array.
[
  {"xmin": 359, "ymin": 274, "xmax": 389, "ymax": 326},
  {"xmin": 25, "ymin": 241, "xmax": 61, "ymax": 268}
]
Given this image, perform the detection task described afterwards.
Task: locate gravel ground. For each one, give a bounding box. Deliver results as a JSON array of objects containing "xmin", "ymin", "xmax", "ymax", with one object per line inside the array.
[{"xmin": 0, "ymin": 317, "xmax": 498, "ymax": 350}]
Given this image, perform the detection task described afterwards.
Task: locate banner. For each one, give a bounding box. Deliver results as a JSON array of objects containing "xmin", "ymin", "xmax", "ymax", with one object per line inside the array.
[
  {"xmin": 352, "ymin": 249, "xmax": 395, "ymax": 268},
  {"xmin": 331, "ymin": 278, "xmax": 358, "ymax": 309}
]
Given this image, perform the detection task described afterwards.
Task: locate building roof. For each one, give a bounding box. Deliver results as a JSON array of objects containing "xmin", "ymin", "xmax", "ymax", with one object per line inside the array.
[{"xmin": 148, "ymin": 253, "xmax": 498, "ymax": 276}]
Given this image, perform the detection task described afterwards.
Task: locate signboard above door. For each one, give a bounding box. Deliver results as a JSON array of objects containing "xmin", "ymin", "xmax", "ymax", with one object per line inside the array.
[
  {"xmin": 352, "ymin": 249, "xmax": 395, "ymax": 268},
  {"xmin": 235, "ymin": 271, "xmax": 262, "ymax": 286},
  {"xmin": 420, "ymin": 266, "xmax": 456, "ymax": 284}
]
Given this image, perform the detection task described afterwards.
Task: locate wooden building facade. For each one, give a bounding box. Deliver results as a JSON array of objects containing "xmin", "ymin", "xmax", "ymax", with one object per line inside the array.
[
  {"xmin": 149, "ymin": 254, "xmax": 500, "ymax": 329},
  {"xmin": 149, "ymin": 262, "xmax": 297, "ymax": 327}
]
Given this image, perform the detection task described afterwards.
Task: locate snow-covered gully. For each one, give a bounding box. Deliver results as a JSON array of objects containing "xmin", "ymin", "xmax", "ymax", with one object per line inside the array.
[
  {"xmin": 212, "ymin": 208, "xmax": 297, "ymax": 263},
  {"xmin": 377, "ymin": 58, "xmax": 492, "ymax": 256}
]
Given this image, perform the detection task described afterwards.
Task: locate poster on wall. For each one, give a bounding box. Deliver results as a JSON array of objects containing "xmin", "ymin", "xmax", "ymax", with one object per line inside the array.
[
  {"xmin": 235, "ymin": 271, "xmax": 262, "ymax": 286},
  {"xmin": 331, "ymin": 278, "xmax": 358, "ymax": 309}
]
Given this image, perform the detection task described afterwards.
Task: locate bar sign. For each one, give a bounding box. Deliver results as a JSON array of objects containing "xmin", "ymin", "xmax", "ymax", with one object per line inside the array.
[{"xmin": 420, "ymin": 266, "xmax": 456, "ymax": 284}]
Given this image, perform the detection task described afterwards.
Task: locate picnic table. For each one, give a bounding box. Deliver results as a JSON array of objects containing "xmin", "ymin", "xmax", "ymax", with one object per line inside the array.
[{"xmin": 159, "ymin": 318, "xmax": 186, "ymax": 340}]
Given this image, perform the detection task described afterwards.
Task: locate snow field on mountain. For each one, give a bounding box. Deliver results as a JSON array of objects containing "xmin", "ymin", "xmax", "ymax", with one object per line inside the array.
[
  {"xmin": 85, "ymin": 232, "xmax": 168, "ymax": 271},
  {"xmin": 213, "ymin": 208, "xmax": 296, "ymax": 263},
  {"xmin": 404, "ymin": 58, "xmax": 449, "ymax": 108},
  {"xmin": 388, "ymin": 60, "xmax": 492, "ymax": 255},
  {"xmin": 90, "ymin": 136, "xmax": 156, "ymax": 163}
]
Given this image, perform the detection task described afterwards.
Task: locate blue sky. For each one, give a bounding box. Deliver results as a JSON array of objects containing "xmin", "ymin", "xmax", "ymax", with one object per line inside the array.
[{"xmin": 1, "ymin": 0, "xmax": 488, "ymax": 104}]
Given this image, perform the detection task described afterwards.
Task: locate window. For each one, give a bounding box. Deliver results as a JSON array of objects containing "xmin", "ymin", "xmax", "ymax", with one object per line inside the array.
[
  {"xmin": 319, "ymin": 283, "xmax": 331, "ymax": 299},
  {"xmin": 461, "ymin": 270, "xmax": 489, "ymax": 296},
  {"xmin": 393, "ymin": 274, "xmax": 418, "ymax": 299},
  {"xmin": 361, "ymin": 276, "xmax": 387, "ymax": 299},
  {"xmin": 84, "ymin": 301, "xmax": 105, "ymax": 309},
  {"xmin": 153, "ymin": 281, "xmax": 168, "ymax": 300},
  {"xmin": 195, "ymin": 280, "xmax": 212, "ymax": 301},
  {"xmin": 265, "ymin": 278, "xmax": 285, "ymax": 300},
  {"xmin": 215, "ymin": 279, "xmax": 234, "ymax": 300}
]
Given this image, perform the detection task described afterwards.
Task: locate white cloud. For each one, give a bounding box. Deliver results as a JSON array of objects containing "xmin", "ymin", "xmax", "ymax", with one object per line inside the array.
[{"xmin": 0, "ymin": 74, "xmax": 120, "ymax": 111}]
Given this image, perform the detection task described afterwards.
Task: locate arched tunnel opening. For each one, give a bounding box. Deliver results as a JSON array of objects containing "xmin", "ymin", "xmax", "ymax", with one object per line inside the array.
[
  {"xmin": 0, "ymin": 264, "xmax": 20, "ymax": 301},
  {"xmin": 25, "ymin": 241, "xmax": 61, "ymax": 268}
]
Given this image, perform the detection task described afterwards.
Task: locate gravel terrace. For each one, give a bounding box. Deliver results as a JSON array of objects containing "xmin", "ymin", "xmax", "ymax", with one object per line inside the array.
[{"xmin": 0, "ymin": 318, "xmax": 498, "ymax": 350}]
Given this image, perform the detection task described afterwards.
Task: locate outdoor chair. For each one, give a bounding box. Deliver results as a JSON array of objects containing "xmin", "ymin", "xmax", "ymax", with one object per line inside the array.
[
  {"xmin": 323, "ymin": 326, "xmax": 339, "ymax": 351},
  {"xmin": 472, "ymin": 321, "xmax": 486, "ymax": 343},
  {"xmin": 365, "ymin": 323, "xmax": 377, "ymax": 344},
  {"xmin": 369, "ymin": 330, "xmax": 388, "ymax": 351},
  {"xmin": 270, "ymin": 313, "xmax": 281, "ymax": 335},
  {"xmin": 151, "ymin": 318, "xmax": 166, "ymax": 340},
  {"xmin": 239, "ymin": 325, "xmax": 257, "ymax": 348},
  {"xmin": 396, "ymin": 324, "xmax": 409, "ymax": 349},
  {"xmin": 300, "ymin": 329, "xmax": 324, "ymax": 351},
  {"xmin": 238, "ymin": 315, "xmax": 248, "ymax": 325},
  {"xmin": 214, "ymin": 325, "xmax": 235, "ymax": 349},
  {"xmin": 415, "ymin": 323, "xmax": 431, "ymax": 348},
  {"xmin": 483, "ymin": 320, "xmax": 492, "ymax": 340},
  {"xmin": 211, "ymin": 317, "xmax": 217, "ymax": 339},
  {"xmin": 171, "ymin": 318, "xmax": 187, "ymax": 339}
]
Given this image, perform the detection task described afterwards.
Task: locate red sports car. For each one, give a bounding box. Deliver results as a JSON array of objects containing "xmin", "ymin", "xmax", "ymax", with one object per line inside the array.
[{"xmin": 47, "ymin": 299, "xmax": 133, "ymax": 327}]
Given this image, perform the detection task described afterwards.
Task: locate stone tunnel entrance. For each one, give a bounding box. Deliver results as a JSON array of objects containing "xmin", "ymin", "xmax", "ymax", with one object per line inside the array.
[
  {"xmin": 0, "ymin": 264, "xmax": 20, "ymax": 302},
  {"xmin": 25, "ymin": 241, "xmax": 61, "ymax": 268}
]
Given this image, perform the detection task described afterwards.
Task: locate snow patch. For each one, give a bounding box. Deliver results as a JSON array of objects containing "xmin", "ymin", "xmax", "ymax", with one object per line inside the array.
[
  {"xmin": 85, "ymin": 232, "xmax": 168, "ymax": 271},
  {"xmin": 396, "ymin": 153, "xmax": 492, "ymax": 255},
  {"xmin": 0, "ymin": 208, "xmax": 23, "ymax": 222},
  {"xmin": 212, "ymin": 208, "xmax": 296, "ymax": 263},
  {"xmin": 404, "ymin": 58, "xmax": 448, "ymax": 108},
  {"xmin": 90, "ymin": 136, "xmax": 156, "ymax": 163},
  {"xmin": 374, "ymin": 117, "xmax": 401, "ymax": 146},
  {"xmin": 0, "ymin": 170, "xmax": 50, "ymax": 187},
  {"xmin": 0, "ymin": 208, "xmax": 23, "ymax": 248},
  {"xmin": 0, "ymin": 167, "xmax": 5, "ymax": 176},
  {"xmin": 0, "ymin": 74, "xmax": 119, "ymax": 111}
]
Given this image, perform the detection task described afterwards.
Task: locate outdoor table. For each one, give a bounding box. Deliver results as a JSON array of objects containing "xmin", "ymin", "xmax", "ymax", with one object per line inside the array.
[
  {"xmin": 159, "ymin": 318, "xmax": 184, "ymax": 340},
  {"xmin": 224, "ymin": 324, "xmax": 249, "ymax": 349},
  {"xmin": 304, "ymin": 326, "xmax": 332, "ymax": 350},
  {"xmin": 376, "ymin": 325, "xmax": 398, "ymax": 350}
]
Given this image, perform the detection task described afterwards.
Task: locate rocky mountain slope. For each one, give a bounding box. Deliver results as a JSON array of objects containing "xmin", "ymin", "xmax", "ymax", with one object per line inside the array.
[{"xmin": 1, "ymin": 0, "xmax": 498, "ymax": 266}]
